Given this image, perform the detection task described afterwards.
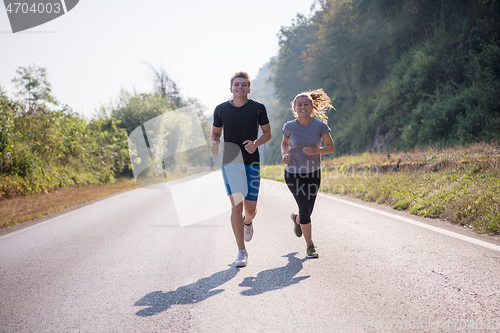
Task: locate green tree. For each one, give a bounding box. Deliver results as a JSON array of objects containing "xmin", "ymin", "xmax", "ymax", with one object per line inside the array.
[
  {"xmin": 1, "ymin": 66, "xmax": 134, "ymax": 198},
  {"xmin": 251, "ymin": 62, "xmax": 288, "ymax": 164},
  {"xmin": 0, "ymin": 88, "xmax": 16, "ymax": 173},
  {"xmin": 271, "ymin": 14, "xmax": 318, "ymax": 104},
  {"xmin": 110, "ymin": 90, "xmax": 178, "ymax": 136},
  {"xmin": 146, "ymin": 63, "xmax": 182, "ymax": 107},
  {"xmin": 12, "ymin": 65, "xmax": 58, "ymax": 109},
  {"xmin": 269, "ymin": 0, "xmax": 500, "ymax": 155}
]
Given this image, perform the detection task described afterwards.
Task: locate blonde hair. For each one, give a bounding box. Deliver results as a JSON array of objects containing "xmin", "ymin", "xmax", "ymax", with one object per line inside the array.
[{"xmin": 291, "ymin": 88, "xmax": 334, "ymax": 123}]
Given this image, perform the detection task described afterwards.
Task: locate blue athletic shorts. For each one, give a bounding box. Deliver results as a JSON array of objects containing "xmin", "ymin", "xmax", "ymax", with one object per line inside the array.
[{"xmin": 221, "ymin": 164, "xmax": 260, "ymax": 201}]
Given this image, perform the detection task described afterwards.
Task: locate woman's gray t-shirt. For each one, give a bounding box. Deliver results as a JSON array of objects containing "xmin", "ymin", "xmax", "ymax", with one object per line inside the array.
[{"xmin": 282, "ymin": 118, "xmax": 330, "ymax": 174}]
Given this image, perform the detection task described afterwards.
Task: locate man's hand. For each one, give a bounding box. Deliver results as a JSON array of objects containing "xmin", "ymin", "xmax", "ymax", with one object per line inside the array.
[
  {"xmin": 211, "ymin": 141, "xmax": 219, "ymax": 155},
  {"xmin": 243, "ymin": 140, "xmax": 257, "ymax": 154}
]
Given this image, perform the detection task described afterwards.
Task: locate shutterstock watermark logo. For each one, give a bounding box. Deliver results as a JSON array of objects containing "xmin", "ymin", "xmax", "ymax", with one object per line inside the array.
[
  {"xmin": 128, "ymin": 105, "xmax": 242, "ymax": 227},
  {"xmin": 3, "ymin": 0, "xmax": 79, "ymax": 33}
]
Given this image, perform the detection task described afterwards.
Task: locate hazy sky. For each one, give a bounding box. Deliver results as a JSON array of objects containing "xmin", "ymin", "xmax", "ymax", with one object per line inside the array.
[{"xmin": 0, "ymin": 0, "xmax": 315, "ymax": 117}]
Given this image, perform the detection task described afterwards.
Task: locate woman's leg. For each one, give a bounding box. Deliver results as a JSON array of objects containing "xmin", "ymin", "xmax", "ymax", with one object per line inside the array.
[
  {"xmin": 300, "ymin": 170, "xmax": 321, "ymax": 246},
  {"xmin": 285, "ymin": 171, "xmax": 313, "ymax": 245}
]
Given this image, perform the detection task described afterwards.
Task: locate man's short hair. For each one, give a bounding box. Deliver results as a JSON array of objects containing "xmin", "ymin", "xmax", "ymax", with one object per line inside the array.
[{"xmin": 230, "ymin": 71, "xmax": 251, "ymax": 87}]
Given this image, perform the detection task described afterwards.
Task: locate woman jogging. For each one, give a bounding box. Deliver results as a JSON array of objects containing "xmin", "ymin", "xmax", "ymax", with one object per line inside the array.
[{"xmin": 281, "ymin": 89, "xmax": 335, "ymax": 258}]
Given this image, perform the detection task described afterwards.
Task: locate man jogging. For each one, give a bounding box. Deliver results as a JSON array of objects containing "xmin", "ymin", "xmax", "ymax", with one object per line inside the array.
[{"xmin": 211, "ymin": 71, "xmax": 271, "ymax": 267}]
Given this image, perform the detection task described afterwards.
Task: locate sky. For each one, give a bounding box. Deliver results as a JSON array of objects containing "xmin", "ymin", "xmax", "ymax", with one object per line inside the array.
[{"xmin": 0, "ymin": 0, "xmax": 316, "ymax": 118}]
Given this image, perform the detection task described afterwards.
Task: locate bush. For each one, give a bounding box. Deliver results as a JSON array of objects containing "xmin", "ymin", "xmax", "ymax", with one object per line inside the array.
[{"xmin": 0, "ymin": 99, "xmax": 131, "ymax": 199}]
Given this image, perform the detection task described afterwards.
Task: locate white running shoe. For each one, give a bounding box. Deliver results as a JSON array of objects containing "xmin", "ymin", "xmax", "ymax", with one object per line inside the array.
[
  {"xmin": 244, "ymin": 220, "xmax": 254, "ymax": 242},
  {"xmin": 234, "ymin": 249, "xmax": 248, "ymax": 267}
]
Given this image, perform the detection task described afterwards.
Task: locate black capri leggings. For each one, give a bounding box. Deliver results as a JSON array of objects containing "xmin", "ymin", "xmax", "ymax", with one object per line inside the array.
[{"xmin": 284, "ymin": 169, "xmax": 321, "ymax": 225}]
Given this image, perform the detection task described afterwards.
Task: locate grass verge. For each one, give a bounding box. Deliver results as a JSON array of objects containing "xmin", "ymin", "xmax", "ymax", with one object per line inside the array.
[
  {"xmin": 262, "ymin": 143, "xmax": 500, "ymax": 235},
  {"xmin": 0, "ymin": 178, "xmax": 138, "ymax": 229}
]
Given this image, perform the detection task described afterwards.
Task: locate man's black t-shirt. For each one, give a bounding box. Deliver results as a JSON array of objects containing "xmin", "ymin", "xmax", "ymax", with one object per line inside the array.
[{"xmin": 213, "ymin": 99, "xmax": 269, "ymax": 165}]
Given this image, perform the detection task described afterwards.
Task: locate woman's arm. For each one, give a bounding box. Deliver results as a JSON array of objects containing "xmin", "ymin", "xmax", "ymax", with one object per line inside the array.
[
  {"xmin": 281, "ymin": 136, "xmax": 292, "ymax": 164},
  {"xmin": 302, "ymin": 131, "xmax": 335, "ymax": 156}
]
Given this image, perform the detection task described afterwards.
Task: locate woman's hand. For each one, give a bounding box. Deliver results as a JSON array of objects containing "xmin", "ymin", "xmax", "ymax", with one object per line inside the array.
[
  {"xmin": 282, "ymin": 153, "xmax": 291, "ymax": 164},
  {"xmin": 302, "ymin": 147, "xmax": 318, "ymax": 156}
]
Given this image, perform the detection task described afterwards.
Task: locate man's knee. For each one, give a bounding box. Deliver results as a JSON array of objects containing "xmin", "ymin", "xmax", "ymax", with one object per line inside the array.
[
  {"xmin": 229, "ymin": 192, "xmax": 244, "ymax": 207},
  {"xmin": 231, "ymin": 202, "xmax": 244, "ymax": 215}
]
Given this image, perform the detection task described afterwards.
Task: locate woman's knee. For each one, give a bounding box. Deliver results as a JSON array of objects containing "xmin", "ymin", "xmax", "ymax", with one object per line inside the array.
[
  {"xmin": 297, "ymin": 206, "xmax": 311, "ymax": 224},
  {"xmin": 298, "ymin": 216, "xmax": 311, "ymax": 225}
]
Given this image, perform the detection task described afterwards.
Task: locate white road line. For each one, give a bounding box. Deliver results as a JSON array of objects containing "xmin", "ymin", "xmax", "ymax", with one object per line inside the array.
[{"xmin": 319, "ymin": 193, "xmax": 500, "ymax": 253}]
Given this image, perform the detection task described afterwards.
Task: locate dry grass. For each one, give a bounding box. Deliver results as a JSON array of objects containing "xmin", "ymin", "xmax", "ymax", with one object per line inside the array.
[
  {"xmin": 263, "ymin": 143, "xmax": 500, "ymax": 234},
  {"xmin": 0, "ymin": 178, "xmax": 138, "ymax": 229},
  {"xmin": 322, "ymin": 142, "xmax": 500, "ymax": 172}
]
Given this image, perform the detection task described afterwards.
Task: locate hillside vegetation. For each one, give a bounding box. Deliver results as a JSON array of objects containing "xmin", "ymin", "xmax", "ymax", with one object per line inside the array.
[
  {"xmin": 0, "ymin": 65, "xmax": 207, "ymax": 203},
  {"xmin": 255, "ymin": 0, "xmax": 500, "ymax": 164},
  {"xmin": 2, "ymin": 1, "xmax": 500, "ymax": 232},
  {"xmin": 262, "ymin": 143, "xmax": 500, "ymax": 234},
  {"xmin": 0, "ymin": 97, "xmax": 130, "ymax": 199}
]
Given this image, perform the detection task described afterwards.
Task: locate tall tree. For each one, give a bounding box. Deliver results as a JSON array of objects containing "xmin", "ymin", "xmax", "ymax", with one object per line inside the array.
[
  {"xmin": 270, "ymin": 0, "xmax": 500, "ymax": 154},
  {"xmin": 146, "ymin": 63, "xmax": 181, "ymax": 107},
  {"xmin": 12, "ymin": 65, "xmax": 58, "ymax": 109}
]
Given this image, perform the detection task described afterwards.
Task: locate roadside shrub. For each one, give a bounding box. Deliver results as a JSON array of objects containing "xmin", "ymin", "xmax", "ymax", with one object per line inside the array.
[{"xmin": 0, "ymin": 100, "xmax": 130, "ymax": 199}]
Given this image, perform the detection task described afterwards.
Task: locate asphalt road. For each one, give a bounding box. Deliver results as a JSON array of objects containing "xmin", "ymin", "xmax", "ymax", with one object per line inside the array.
[{"xmin": 1, "ymin": 179, "xmax": 500, "ymax": 332}]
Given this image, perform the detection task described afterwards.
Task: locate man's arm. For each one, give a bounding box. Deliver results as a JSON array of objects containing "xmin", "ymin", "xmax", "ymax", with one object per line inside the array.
[
  {"xmin": 211, "ymin": 126, "xmax": 222, "ymax": 155},
  {"xmin": 243, "ymin": 123, "xmax": 272, "ymax": 154}
]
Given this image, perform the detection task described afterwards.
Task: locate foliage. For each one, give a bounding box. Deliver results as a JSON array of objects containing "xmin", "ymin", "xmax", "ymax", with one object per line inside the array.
[
  {"xmin": 0, "ymin": 75, "xmax": 130, "ymax": 199},
  {"xmin": 108, "ymin": 89, "xmax": 179, "ymax": 136},
  {"xmin": 0, "ymin": 179, "xmax": 137, "ymax": 229},
  {"xmin": 0, "ymin": 92, "xmax": 15, "ymax": 172},
  {"xmin": 262, "ymin": 143, "xmax": 500, "ymax": 234},
  {"xmin": 267, "ymin": 0, "xmax": 500, "ymax": 156},
  {"xmin": 12, "ymin": 64, "xmax": 58, "ymax": 108},
  {"xmin": 146, "ymin": 63, "xmax": 182, "ymax": 107},
  {"xmin": 249, "ymin": 62, "xmax": 291, "ymax": 164},
  {"xmin": 1, "ymin": 64, "xmax": 206, "ymax": 201},
  {"xmin": 107, "ymin": 90, "xmax": 210, "ymax": 180}
]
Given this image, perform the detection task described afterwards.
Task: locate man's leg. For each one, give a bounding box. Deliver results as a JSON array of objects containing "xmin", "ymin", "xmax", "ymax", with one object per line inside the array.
[
  {"xmin": 229, "ymin": 193, "xmax": 245, "ymax": 250},
  {"xmin": 243, "ymin": 164, "xmax": 260, "ymax": 225},
  {"xmin": 243, "ymin": 199, "xmax": 257, "ymax": 225}
]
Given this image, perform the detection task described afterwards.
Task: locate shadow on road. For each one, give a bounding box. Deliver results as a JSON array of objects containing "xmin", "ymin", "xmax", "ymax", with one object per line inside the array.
[
  {"xmin": 134, "ymin": 252, "xmax": 309, "ymax": 316},
  {"xmin": 239, "ymin": 252, "xmax": 310, "ymax": 296},
  {"xmin": 134, "ymin": 265, "xmax": 239, "ymax": 316}
]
